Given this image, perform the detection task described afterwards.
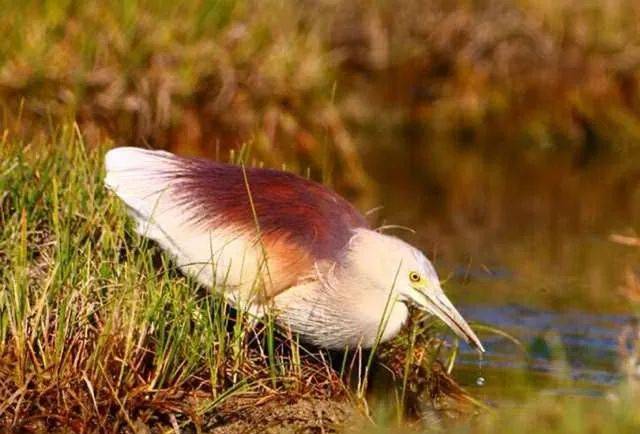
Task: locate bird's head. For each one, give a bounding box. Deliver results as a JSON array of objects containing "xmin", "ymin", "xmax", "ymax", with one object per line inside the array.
[{"xmin": 346, "ymin": 229, "xmax": 484, "ymax": 352}]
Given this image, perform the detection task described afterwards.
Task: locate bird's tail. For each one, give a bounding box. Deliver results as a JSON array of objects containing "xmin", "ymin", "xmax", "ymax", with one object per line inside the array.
[{"xmin": 104, "ymin": 147, "xmax": 187, "ymax": 245}]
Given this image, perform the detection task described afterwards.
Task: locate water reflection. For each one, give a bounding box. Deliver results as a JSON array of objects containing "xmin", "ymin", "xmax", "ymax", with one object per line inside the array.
[{"xmin": 454, "ymin": 304, "xmax": 630, "ymax": 401}]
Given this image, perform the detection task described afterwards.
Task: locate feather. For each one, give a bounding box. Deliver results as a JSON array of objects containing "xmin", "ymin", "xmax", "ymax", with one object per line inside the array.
[{"xmin": 104, "ymin": 147, "xmax": 368, "ymax": 304}]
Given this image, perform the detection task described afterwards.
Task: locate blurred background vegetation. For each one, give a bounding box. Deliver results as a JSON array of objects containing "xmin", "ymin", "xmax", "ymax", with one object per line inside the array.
[
  {"xmin": 2, "ymin": 0, "xmax": 640, "ymax": 232},
  {"xmin": 2, "ymin": 0, "xmax": 640, "ymax": 431}
]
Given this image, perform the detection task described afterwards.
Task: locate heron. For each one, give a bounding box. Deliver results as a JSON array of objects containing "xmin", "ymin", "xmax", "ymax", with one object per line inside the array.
[{"xmin": 104, "ymin": 147, "xmax": 484, "ymax": 352}]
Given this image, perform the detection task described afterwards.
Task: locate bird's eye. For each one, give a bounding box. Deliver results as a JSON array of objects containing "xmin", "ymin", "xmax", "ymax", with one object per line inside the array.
[{"xmin": 409, "ymin": 272, "xmax": 421, "ymax": 283}]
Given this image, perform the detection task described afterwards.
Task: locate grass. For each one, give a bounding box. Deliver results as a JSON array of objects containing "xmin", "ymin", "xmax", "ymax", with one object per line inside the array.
[{"xmin": 0, "ymin": 126, "xmax": 476, "ymax": 431}]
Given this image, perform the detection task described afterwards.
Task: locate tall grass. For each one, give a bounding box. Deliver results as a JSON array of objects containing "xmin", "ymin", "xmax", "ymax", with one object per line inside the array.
[{"xmin": 0, "ymin": 127, "xmax": 353, "ymax": 430}]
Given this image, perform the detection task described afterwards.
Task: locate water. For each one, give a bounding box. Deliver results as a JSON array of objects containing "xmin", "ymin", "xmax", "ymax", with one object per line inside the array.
[
  {"xmin": 397, "ymin": 224, "xmax": 640, "ymax": 405},
  {"xmin": 453, "ymin": 303, "xmax": 630, "ymax": 403}
]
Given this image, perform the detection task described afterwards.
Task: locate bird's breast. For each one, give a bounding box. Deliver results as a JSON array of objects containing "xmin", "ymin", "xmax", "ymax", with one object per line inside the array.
[{"xmin": 273, "ymin": 282, "xmax": 409, "ymax": 349}]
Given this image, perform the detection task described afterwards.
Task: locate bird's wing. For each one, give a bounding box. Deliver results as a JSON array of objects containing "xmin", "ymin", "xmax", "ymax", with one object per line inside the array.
[{"xmin": 104, "ymin": 147, "xmax": 368, "ymax": 303}]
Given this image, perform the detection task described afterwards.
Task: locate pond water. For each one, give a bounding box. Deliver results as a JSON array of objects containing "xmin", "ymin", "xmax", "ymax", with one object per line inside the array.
[
  {"xmin": 455, "ymin": 304, "xmax": 630, "ymax": 403},
  {"xmin": 436, "ymin": 227, "xmax": 640, "ymax": 406}
]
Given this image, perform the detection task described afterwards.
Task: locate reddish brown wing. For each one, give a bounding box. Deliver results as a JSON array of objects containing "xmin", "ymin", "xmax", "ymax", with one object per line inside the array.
[
  {"xmin": 170, "ymin": 155, "xmax": 369, "ymax": 263},
  {"xmin": 106, "ymin": 147, "xmax": 369, "ymax": 298}
]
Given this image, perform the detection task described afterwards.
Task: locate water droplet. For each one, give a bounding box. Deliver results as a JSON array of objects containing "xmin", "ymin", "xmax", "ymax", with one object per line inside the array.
[{"xmin": 476, "ymin": 352, "xmax": 485, "ymax": 387}]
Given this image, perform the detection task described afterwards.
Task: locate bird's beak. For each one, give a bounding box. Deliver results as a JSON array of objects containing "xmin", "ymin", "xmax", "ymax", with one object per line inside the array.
[{"xmin": 416, "ymin": 286, "xmax": 485, "ymax": 353}]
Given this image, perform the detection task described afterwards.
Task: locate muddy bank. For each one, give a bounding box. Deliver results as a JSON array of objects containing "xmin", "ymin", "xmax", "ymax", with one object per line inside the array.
[{"xmin": 202, "ymin": 397, "xmax": 357, "ymax": 434}]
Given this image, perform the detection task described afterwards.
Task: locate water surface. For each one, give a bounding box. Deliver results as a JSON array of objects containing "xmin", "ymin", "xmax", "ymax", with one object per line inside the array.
[
  {"xmin": 424, "ymin": 229, "xmax": 638, "ymax": 405},
  {"xmin": 455, "ymin": 304, "xmax": 629, "ymax": 403}
]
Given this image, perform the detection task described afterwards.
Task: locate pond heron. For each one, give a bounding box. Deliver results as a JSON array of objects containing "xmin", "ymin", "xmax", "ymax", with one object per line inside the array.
[{"xmin": 105, "ymin": 147, "xmax": 484, "ymax": 352}]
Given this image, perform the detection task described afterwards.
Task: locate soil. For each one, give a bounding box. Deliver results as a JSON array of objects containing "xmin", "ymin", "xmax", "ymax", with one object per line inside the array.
[{"xmin": 201, "ymin": 397, "xmax": 358, "ymax": 434}]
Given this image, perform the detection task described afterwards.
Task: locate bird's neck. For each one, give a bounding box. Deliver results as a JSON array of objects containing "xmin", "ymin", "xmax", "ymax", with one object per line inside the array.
[{"xmin": 329, "ymin": 263, "xmax": 409, "ymax": 346}]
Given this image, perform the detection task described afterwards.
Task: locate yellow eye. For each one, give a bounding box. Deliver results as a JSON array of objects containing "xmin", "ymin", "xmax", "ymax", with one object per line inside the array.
[{"xmin": 409, "ymin": 272, "xmax": 421, "ymax": 283}]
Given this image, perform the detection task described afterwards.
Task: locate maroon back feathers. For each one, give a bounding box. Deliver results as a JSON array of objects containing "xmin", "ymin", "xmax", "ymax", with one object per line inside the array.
[{"xmin": 167, "ymin": 156, "xmax": 368, "ymax": 262}]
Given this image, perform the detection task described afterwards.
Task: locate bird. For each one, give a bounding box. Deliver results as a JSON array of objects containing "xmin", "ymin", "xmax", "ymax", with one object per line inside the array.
[{"xmin": 104, "ymin": 147, "xmax": 484, "ymax": 352}]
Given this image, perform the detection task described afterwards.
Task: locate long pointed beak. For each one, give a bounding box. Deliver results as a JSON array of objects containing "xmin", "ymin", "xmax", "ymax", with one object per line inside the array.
[{"xmin": 418, "ymin": 288, "xmax": 485, "ymax": 353}]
